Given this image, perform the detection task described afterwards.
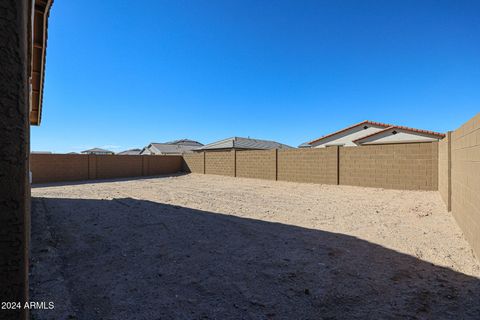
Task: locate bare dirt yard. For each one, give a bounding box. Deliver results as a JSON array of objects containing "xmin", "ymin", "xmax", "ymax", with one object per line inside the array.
[{"xmin": 30, "ymin": 174, "xmax": 480, "ymax": 319}]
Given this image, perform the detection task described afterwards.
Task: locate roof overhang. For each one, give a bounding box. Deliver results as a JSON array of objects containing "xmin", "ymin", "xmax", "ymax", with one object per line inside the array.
[
  {"xmin": 305, "ymin": 120, "xmax": 391, "ymax": 146},
  {"xmin": 353, "ymin": 126, "xmax": 446, "ymax": 145},
  {"xmin": 29, "ymin": 0, "xmax": 54, "ymax": 125}
]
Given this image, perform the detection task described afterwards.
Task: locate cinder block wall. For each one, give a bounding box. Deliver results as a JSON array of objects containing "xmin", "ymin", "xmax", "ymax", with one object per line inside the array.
[
  {"xmin": 278, "ymin": 148, "xmax": 338, "ymax": 184},
  {"xmin": 96, "ymin": 155, "xmax": 143, "ymax": 180},
  {"xmin": 30, "ymin": 154, "xmax": 183, "ymax": 184},
  {"xmin": 147, "ymin": 156, "xmax": 184, "ymax": 175},
  {"xmin": 438, "ymin": 134, "xmax": 451, "ymax": 209},
  {"xmin": 236, "ymin": 150, "xmax": 277, "ymax": 180},
  {"xmin": 450, "ymin": 113, "xmax": 480, "ymax": 258},
  {"xmin": 185, "ymin": 143, "xmax": 438, "ymax": 190},
  {"xmin": 30, "ymin": 154, "xmax": 89, "ymax": 183},
  {"xmin": 340, "ymin": 143, "xmax": 438, "ymax": 190},
  {"xmin": 183, "ymin": 153, "xmax": 205, "ymax": 173},
  {"xmin": 205, "ymin": 151, "xmax": 235, "ymax": 176}
]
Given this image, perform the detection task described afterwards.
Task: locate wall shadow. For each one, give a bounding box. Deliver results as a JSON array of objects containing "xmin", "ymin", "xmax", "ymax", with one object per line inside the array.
[
  {"xmin": 31, "ymin": 173, "xmax": 187, "ymax": 188},
  {"xmin": 30, "ymin": 197, "xmax": 480, "ymax": 319}
]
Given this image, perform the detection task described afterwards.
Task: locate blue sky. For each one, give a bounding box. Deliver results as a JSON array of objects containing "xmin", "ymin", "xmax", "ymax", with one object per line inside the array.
[{"xmin": 32, "ymin": 0, "xmax": 480, "ymax": 153}]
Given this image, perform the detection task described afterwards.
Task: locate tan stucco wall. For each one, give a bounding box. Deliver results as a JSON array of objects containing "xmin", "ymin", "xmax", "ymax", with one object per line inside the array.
[
  {"xmin": 0, "ymin": 1, "xmax": 31, "ymax": 318},
  {"xmin": 312, "ymin": 124, "xmax": 385, "ymax": 147},
  {"xmin": 360, "ymin": 130, "xmax": 441, "ymax": 145}
]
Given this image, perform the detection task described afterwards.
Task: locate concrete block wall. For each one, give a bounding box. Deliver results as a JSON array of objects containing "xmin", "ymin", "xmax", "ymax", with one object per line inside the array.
[
  {"xmin": 450, "ymin": 113, "xmax": 480, "ymax": 258},
  {"xmin": 277, "ymin": 148, "xmax": 338, "ymax": 184},
  {"xmin": 186, "ymin": 143, "xmax": 437, "ymax": 191},
  {"xmin": 146, "ymin": 155, "xmax": 184, "ymax": 175},
  {"xmin": 438, "ymin": 133, "xmax": 451, "ymax": 210},
  {"xmin": 30, "ymin": 154, "xmax": 183, "ymax": 184},
  {"xmin": 95, "ymin": 155, "xmax": 143, "ymax": 180},
  {"xmin": 339, "ymin": 143, "xmax": 438, "ymax": 190},
  {"xmin": 30, "ymin": 154, "xmax": 90, "ymax": 183},
  {"xmin": 183, "ymin": 153, "xmax": 205, "ymax": 173},
  {"xmin": 205, "ymin": 151, "xmax": 235, "ymax": 176},
  {"xmin": 236, "ymin": 150, "xmax": 277, "ymax": 180}
]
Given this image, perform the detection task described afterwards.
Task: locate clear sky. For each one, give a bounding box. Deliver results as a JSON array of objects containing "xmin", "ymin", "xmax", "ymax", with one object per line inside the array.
[{"xmin": 32, "ymin": 0, "xmax": 480, "ymax": 153}]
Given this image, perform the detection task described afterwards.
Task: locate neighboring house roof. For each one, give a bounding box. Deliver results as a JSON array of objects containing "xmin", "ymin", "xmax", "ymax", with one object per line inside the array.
[
  {"xmin": 300, "ymin": 120, "xmax": 445, "ymax": 147},
  {"xmin": 81, "ymin": 148, "xmax": 114, "ymax": 154},
  {"xmin": 145, "ymin": 143, "xmax": 200, "ymax": 154},
  {"xmin": 117, "ymin": 148, "xmax": 142, "ymax": 155},
  {"xmin": 304, "ymin": 120, "xmax": 392, "ymax": 146},
  {"xmin": 195, "ymin": 137, "xmax": 292, "ymax": 151},
  {"xmin": 141, "ymin": 139, "xmax": 204, "ymax": 155},
  {"xmin": 30, "ymin": 0, "xmax": 54, "ymax": 125},
  {"xmin": 298, "ymin": 142, "xmax": 313, "ymax": 148},
  {"xmin": 353, "ymin": 126, "xmax": 445, "ymax": 144},
  {"xmin": 163, "ymin": 139, "xmax": 204, "ymax": 147}
]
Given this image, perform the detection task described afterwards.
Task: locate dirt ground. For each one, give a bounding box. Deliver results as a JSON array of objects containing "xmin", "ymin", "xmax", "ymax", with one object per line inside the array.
[{"xmin": 30, "ymin": 174, "xmax": 480, "ymax": 319}]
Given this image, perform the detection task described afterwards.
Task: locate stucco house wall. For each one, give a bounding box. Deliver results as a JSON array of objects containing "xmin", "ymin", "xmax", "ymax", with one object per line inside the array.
[
  {"xmin": 310, "ymin": 124, "xmax": 385, "ymax": 147},
  {"xmin": 0, "ymin": 1, "xmax": 31, "ymax": 319},
  {"xmin": 358, "ymin": 128, "xmax": 441, "ymax": 145}
]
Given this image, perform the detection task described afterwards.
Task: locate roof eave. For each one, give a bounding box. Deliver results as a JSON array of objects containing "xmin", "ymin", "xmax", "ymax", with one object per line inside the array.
[
  {"xmin": 354, "ymin": 126, "xmax": 446, "ymax": 144},
  {"xmin": 306, "ymin": 120, "xmax": 391, "ymax": 146},
  {"xmin": 30, "ymin": 0, "xmax": 54, "ymax": 126}
]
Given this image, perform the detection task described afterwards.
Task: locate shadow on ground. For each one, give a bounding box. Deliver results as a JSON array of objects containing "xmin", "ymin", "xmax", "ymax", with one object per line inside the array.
[
  {"xmin": 31, "ymin": 173, "xmax": 186, "ymax": 189},
  {"xmin": 30, "ymin": 197, "xmax": 480, "ymax": 320}
]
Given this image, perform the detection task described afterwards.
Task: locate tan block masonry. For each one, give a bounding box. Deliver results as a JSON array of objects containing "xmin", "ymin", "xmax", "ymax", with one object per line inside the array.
[
  {"xmin": 438, "ymin": 132, "xmax": 451, "ymax": 210},
  {"xmin": 450, "ymin": 112, "xmax": 480, "ymax": 258},
  {"xmin": 236, "ymin": 150, "xmax": 277, "ymax": 180},
  {"xmin": 339, "ymin": 143, "xmax": 438, "ymax": 191},
  {"xmin": 277, "ymin": 148, "xmax": 338, "ymax": 184},
  {"xmin": 30, "ymin": 154, "xmax": 183, "ymax": 184},
  {"xmin": 183, "ymin": 153, "xmax": 205, "ymax": 174},
  {"xmin": 183, "ymin": 143, "xmax": 438, "ymax": 191},
  {"xmin": 31, "ymin": 154, "xmax": 90, "ymax": 183},
  {"xmin": 205, "ymin": 151, "xmax": 235, "ymax": 177}
]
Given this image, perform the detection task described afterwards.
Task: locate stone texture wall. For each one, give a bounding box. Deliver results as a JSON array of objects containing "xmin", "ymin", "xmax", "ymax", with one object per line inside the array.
[
  {"xmin": 339, "ymin": 143, "xmax": 438, "ymax": 190},
  {"xmin": 277, "ymin": 148, "xmax": 338, "ymax": 184},
  {"xmin": 183, "ymin": 153, "xmax": 205, "ymax": 173},
  {"xmin": 30, "ymin": 155, "xmax": 183, "ymax": 184},
  {"xmin": 450, "ymin": 113, "xmax": 480, "ymax": 258},
  {"xmin": 236, "ymin": 150, "xmax": 277, "ymax": 180},
  {"xmin": 0, "ymin": 1, "xmax": 30, "ymax": 318},
  {"xmin": 205, "ymin": 151, "xmax": 235, "ymax": 177}
]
